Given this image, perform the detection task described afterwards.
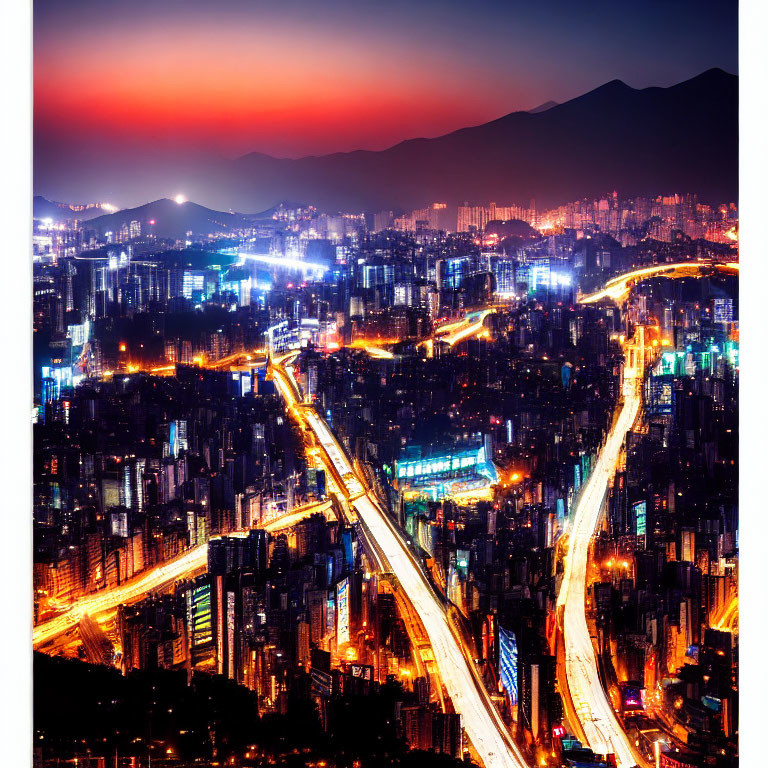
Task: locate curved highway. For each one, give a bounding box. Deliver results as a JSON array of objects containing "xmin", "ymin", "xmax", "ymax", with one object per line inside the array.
[
  {"xmin": 558, "ymin": 258, "xmax": 738, "ymax": 766},
  {"xmin": 33, "ymin": 499, "xmax": 330, "ymax": 649},
  {"xmin": 556, "ymin": 364, "xmax": 643, "ymax": 767},
  {"xmin": 270, "ymin": 354, "xmax": 529, "ymax": 768},
  {"xmin": 579, "ymin": 260, "xmax": 738, "ymax": 304}
]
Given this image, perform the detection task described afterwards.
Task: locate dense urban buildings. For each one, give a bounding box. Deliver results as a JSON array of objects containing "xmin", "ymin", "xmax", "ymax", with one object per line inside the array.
[{"xmin": 31, "ymin": 187, "xmax": 738, "ymax": 768}]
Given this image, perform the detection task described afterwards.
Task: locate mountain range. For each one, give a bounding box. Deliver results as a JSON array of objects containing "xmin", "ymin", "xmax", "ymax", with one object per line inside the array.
[
  {"xmin": 226, "ymin": 68, "xmax": 737, "ymax": 212},
  {"xmin": 34, "ymin": 69, "xmax": 737, "ymax": 214}
]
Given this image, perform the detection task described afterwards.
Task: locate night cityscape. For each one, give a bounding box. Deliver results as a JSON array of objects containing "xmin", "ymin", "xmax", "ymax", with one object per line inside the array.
[{"xmin": 19, "ymin": 2, "xmax": 744, "ymax": 768}]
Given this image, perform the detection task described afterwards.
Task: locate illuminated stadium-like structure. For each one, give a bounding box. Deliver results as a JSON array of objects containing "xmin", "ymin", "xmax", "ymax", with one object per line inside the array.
[{"xmin": 395, "ymin": 444, "xmax": 499, "ymax": 500}]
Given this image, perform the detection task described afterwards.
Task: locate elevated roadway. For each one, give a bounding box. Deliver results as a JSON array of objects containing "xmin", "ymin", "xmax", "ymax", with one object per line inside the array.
[
  {"xmin": 33, "ymin": 498, "xmax": 330, "ymax": 649},
  {"xmin": 556, "ymin": 364, "xmax": 644, "ymax": 767},
  {"xmin": 269, "ymin": 353, "xmax": 529, "ymax": 768},
  {"xmin": 558, "ymin": 258, "xmax": 738, "ymax": 765},
  {"xmin": 578, "ymin": 260, "xmax": 738, "ymax": 305}
]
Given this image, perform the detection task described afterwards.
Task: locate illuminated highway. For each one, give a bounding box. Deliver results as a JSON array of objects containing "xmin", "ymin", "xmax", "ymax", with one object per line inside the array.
[
  {"xmin": 578, "ymin": 260, "xmax": 738, "ymax": 304},
  {"xmin": 712, "ymin": 596, "xmax": 739, "ymax": 634},
  {"xmin": 33, "ymin": 499, "xmax": 330, "ymax": 649},
  {"xmin": 360, "ymin": 345, "xmax": 394, "ymax": 359},
  {"xmin": 555, "ymin": 261, "xmax": 742, "ymax": 766},
  {"xmin": 112, "ymin": 302, "xmax": 498, "ymax": 381},
  {"xmin": 556, "ymin": 359, "xmax": 643, "ymax": 767},
  {"xmin": 261, "ymin": 499, "xmax": 334, "ymax": 532},
  {"xmin": 34, "ymin": 543, "xmax": 209, "ymax": 648},
  {"xmin": 222, "ymin": 243, "xmax": 329, "ymax": 275},
  {"xmin": 555, "ymin": 260, "xmax": 739, "ymax": 766},
  {"xmin": 270, "ymin": 354, "xmax": 529, "ymax": 768},
  {"xmin": 39, "ymin": 262, "xmax": 737, "ymax": 764},
  {"xmin": 353, "ymin": 492, "xmax": 527, "ymax": 768},
  {"xmin": 433, "ymin": 308, "xmax": 495, "ymax": 347}
]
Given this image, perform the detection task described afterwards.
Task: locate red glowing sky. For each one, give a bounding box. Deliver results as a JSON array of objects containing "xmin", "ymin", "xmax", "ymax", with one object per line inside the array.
[
  {"xmin": 35, "ymin": 15, "xmax": 519, "ymax": 159},
  {"xmin": 33, "ymin": 0, "xmax": 736, "ymax": 210},
  {"xmin": 35, "ymin": 0, "xmax": 737, "ymax": 160}
]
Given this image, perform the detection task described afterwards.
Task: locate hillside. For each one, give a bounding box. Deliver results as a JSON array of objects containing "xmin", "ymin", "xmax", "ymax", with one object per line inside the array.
[
  {"xmin": 84, "ymin": 199, "xmax": 259, "ymax": 239},
  {"xmin": 226, "ymin": 68, "xmax": 737, "ymax": 212}
]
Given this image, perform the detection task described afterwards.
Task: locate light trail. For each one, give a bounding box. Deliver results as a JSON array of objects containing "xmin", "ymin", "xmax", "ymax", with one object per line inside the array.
[
  {"xmin": 261, "ymin": 500, "xmax": 334, "ymax": 532},
  {"xmin": 555, "ymin": 260, "xmax": 742, "ymax": 765},
  {"xmin": 203, "ymin": 349, "xmax": 267, "ymax": 370},
  {"xmin": 443, "ymin": 319, "xmax": 487, "ymax": 346},
  {"xmin": 578, "ymin": 261, "xmax": 739, "ymax": 304},
  {"xmin": 352, "ymin": 493, "xmax": 527, "ymax": 768},
  {"xmin": 102, "ymin": 348, "xmax": 268, "ymax": 380},
  {"xmin": 434, "ymin": 309, "xmax": 494, "ymax": 347},
  {"xmin": 362, "ymin": 346, "xmax": 394, "ymax": 359},
  {"xmin": 33, "ymin": 544, "xmax": 209, "ymax": 648},
  {"xmin": 712, "ymin": 596, "xmax": 739, "ymax": 634},
  {"xmin": 556, "ymin": 259, "xmax": 739, "ymax": 765},
  {"xmin": 556, "ymin": 362, "xmax": 643, "ymax": 767},
  {"xmin": 269, "ymin": 356, "xmax": 529, "ymax": 768},
  {"xmin": 34, "ymin": 499, "xmax": 330, "ymax": 649},
  {"xmin": 224, "ymin": 246, "xmax": 329, "ymax": 274}
]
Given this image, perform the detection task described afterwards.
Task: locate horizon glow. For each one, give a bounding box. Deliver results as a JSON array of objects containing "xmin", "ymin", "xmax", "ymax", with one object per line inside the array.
[{"xmin": 35, "ymin": 0, "xmax": 736, "ymax": 163}]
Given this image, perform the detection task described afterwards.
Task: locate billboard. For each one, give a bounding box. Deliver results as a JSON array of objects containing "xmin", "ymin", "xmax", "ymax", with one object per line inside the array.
[
  {"xmin": 326, "ymin": 595, "xmax": 336, "ymax": 637},
  {"xmin": 581, "ymin": 453, "xmax": 591, "ymax": 482},
  {"xmin": 216, "ymin": 576, "xmax": 224, "ymax": 674},
  {"xmin": 713, "ymin": 297, "xmax": 733, "ymax": 324},
  {"xmin": 395, "ymin": 444, "xmax": 499, "ymax": 499},
  {"xmin": 311, "ymin": 667, "xmax": 332, "ymax": 698},
  {"xmin": 499, "ymin": 627, "xmax": 518, "ymax": 706},
  {"xmin": 396, "ymin": 446, "xmax": 488, "ymax": 480},
  {"xmin": 190, "ymin": 582, "xmax": 212, "ymax": 647},
  {"xmin": 348, "ymin": 663, "xmax": 373, "ymax": 681},
  {"xmin": 227, "ymin": 591, "xmax": 236, "ymax": 679},
  {"xmin": 556, "ymin": 498, "xmax": 565, "ymax": 525},
  {"xmin": 634, "ymin": 501, "xmax": 647, "ymax": 546},
  {"xmin": 647, "ymin": 375, "xmax": 674, "ymax": 416},
  {"xmin": 336, "ymin": 577, "xmax": 350, "ymax": 648}
]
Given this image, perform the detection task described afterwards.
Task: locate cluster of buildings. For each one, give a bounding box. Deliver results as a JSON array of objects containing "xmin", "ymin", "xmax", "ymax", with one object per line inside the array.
[
  {"xmin": 380, "ymin": 192, "xmax": 738, "ymax": 247},
  {"xmin": 302, "ymin": 296, "xmax": 625, "ymax": 759},
  {"xmin": 596, "ymin": 280, "xmax": 739, "ymax": 761},
  {"xmin": 115, "ymin": 515, "xmax": 463, "ymax": 759},
  {"xmin": 33, "ymin": 367, "xmax": 308, "ymax": 624},
  {"xmin": 33, "ymin": 190, "xmax": 738, "ymax": 768}
]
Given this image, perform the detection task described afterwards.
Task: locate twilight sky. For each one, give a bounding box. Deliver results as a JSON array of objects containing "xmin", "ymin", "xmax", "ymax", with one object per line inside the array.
[{"xmin": 34, "ymin": 0, "xmax": 737, "ymax": 204}]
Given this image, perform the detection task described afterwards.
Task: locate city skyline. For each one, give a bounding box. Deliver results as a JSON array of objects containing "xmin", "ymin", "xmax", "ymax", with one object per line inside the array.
[
  {"xmin": 31, "ymin": 187, "xmax": 740, "ymax": 768},
  {"xmin": 27, "ymin": 3, "xmax": 742, "ymax": 768}
]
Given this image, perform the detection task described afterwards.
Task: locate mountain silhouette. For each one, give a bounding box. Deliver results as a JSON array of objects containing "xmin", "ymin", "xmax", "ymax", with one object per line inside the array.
[
  {"xmin": 34, "ymin": 69, "xmax": 737, "ymax": 214},
  {"xmin": 33, "ymin": 196, "xmax": 115, "ymax": 222},
  {"xmin": 527, "ymin": 100, "xmax": 559, "ymax": 113},
  {"xmin": 84, "ymin": 199, "xmax": 261, "ymax": 240},
  {"xmin": 225, "ymin": 68, "xmax": 737, "ymax": 212}
]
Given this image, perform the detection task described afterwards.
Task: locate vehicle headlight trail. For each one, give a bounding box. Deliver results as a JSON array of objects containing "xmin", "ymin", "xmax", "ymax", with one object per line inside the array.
[{"xmin": 270, "ymin": 355, "xmax": 529, "ymax": 768}]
